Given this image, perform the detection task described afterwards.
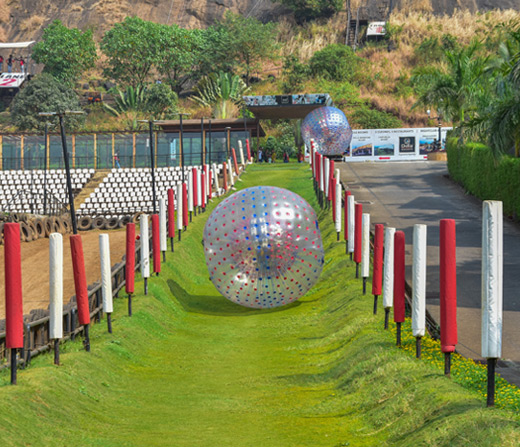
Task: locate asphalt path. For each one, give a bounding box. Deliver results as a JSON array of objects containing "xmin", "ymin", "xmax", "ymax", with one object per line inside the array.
[{"xmin": 337, "ymin": 160, "xmax": 520, "ymax": 385}]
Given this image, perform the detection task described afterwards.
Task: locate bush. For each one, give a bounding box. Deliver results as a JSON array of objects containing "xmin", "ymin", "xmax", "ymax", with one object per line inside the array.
[
  {"xmin": 309, "ymin": 44, "xmax": 363, "ymax": 83},
  {"xmin": 10, "ymin": 73, "xmax": 84, "ymax": 131},
  {"xmin": 281, "ymin": 54, "xmax": 309, "ymax": 94},
  {"xmin": 447, "ymin": 138, "xmax": 520, "ymax": 218},
  {"xmin": 143, "ymin": 83, "xmax": 178, "ymax": 119},
  {"xmin": 276, "ymin": 0, "xmax": 342, "ymax": 24},
  {"xmin": 349, "ymin": 106, "xmax": 403, "ymax": 129}
]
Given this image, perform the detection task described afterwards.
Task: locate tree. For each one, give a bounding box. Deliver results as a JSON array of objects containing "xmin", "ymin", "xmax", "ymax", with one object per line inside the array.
[
  {"xmin": 281, "ymin": 54, "xmax": 309, "ymax": 93},
  {"xmin": 31, "ymin": 20, "xmax": 97, "ymax": 84},
  {"xmin": 215, "ymin": 13, "xmax": 279, "ymax": 85},
  {"xmin": 10, "ymin": 73, "xmax": 84, "ymax": 131},
  {"xmin": 192, "ymin": 72, "xmax": 249, "ymax": 119},
  {"xmin": 276, "ymin": 0, "xmax": 342, "ymax": 24},
  {"xmin": 100, "ymin": 17, "xmax": 167, "ymax": 89},
  {"xmin": 309, "ymin": 44, "xmax": 363, "ymax": 83},
  {"xmin": 142, "ymin": 83, "xmax": 178, "ymax": 119},
  {"xmin": 157, "ymin": 26, "xmax": 205, "ymax": 94}
]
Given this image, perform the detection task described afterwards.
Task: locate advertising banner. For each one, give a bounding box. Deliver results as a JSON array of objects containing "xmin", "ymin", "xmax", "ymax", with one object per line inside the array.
[{"xmin": 350, "ymin": 130, "xmax": 373, "ymax": 157}]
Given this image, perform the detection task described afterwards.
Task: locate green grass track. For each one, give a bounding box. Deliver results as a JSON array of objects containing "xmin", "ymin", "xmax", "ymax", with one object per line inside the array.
[{"xmin": 1, "ymin": 163, "xmax": 519, "ymax": 446}]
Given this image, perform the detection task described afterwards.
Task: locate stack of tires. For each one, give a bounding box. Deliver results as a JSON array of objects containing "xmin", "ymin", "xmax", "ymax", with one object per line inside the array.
[{"xmin": 77, "ymin": 214, "xmax": 134, "ymax": 231}]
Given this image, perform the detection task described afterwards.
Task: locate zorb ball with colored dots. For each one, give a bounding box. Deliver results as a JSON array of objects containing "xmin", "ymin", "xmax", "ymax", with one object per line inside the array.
[
  {"xmin": 203, "ymin": 186, "xmax": 324, "ymax": 308},
  {"xmin": 301, "ymin": 106, "xmax": 353, "ymax": 156}
]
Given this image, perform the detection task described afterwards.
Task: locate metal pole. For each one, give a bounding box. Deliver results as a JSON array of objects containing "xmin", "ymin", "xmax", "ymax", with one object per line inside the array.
[
  {"xmin": 59, "ymin": 115, "xmax": 78, "ymax": 234},
  {"xmin": 487, "ymin": 358, "xmax": 496, "ymax": 407},
  {"xmin": 10, "ymin": 348, "xmax": 17, "ymax": 385},
  {"xmin": 226, "ymin": 127, "xmax": 231, "ymax": 159},
  {"xmin": 200, "ymin": 117, "xmax": 204, "ymax": 165},
  {"xmin": 43, "ymin": 122, "xmax": 48, "ymax": 215},
  {"xmin": 180, "ymin": 114, "xmax": 185, "ymax": 183},
  {"xmin": 208, "ymin": 119, "xmax": 212, "ymax": 164},
  {"xmin": 149, "ymin": 120, "xmax": 157, "ymax": 215},
  {"xmin": 438, "ymin": 116, "xmax": 442, "ymax": 150}
]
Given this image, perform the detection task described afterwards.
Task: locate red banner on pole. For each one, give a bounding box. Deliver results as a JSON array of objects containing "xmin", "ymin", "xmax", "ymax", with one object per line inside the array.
[
  {"xmin": 372, "ymin": 224, "xmax": 384, "ymax": 296},
  {"xmin": 344, "ymin": 190, "xmax": 351, "ymax": 241},
  {"xmin": 167, "ymin": 189, "xmax": 175, "ymax": 238},
  {"xmin": 70, "ymin": 234, "xmax": 91, "ymax": 326},
  {"xmin": 440, "ymin": 219, "xmax": 457, "ymax": 353},
  {"xmin": 4, "ymin": 223, "xmax": 23, "ymax": 349},
  {"xmin": 182, "ymin": 183, "xmax": 188, "ymax": 227},
  {"xmin": 125, "ymin": 223, "xmax": 135, "ymax": 294},
  {"xmin": 354, "ymin": 203, "xmax": 363, "ymax": 264},
  {"xmin": 152, "ymin": 214, "xmax": 161, "ymax": 274},
  {"xmin": 393, "ymin": 230, "xmax": 406, "ymax": 323}
]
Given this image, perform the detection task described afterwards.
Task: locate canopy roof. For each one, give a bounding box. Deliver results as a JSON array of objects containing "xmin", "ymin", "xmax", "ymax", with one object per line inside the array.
[
  {"xmin": 0, "ymin": 41, "xmax": 35, "ymax": 49},
  {"xmin": 244, "ymin": 94, "xmax": 333, "ymax": 120}
]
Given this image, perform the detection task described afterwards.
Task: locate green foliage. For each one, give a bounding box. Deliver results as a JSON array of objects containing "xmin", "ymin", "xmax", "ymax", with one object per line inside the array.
[
  {"xmin": 447, "ymin": 138, "xmax": 520, "ymax": 218},
  {"xmin": 414, "ymin": 34, "xmax": 460, "ymax": 65},
  {"xmin": 192, "ymin": 72, "xmax": 249, "ymax": 119},
  {"xmin": 142, "ymin": 83, "xmax": 178, "ymax": 119},
  {"xmin": 314, "ymin": 78, "xmax": 362, "ymax": 109},
  {"xmin": 262, "ymin": 121, "xmax": 297, "ymax": 159},
  {"xmin": 281, "ymin": 54, "xmax": 309, "ymax": 93},
  {"xmin": 309, "ymin": 44, "xmax": 363, "ymax": 83},
  {"xmin": 157, "ymin": 26, "xmax": 205, "ymax": 94},
  {"xmin": 31, "ymin": 20, "xmax": 97, "ymax": 84},
  {"xmin": 214, "ymin": 12, "xmax": 279, "ymax": 84},
  {"xmin": 350, "ymin": 106, "xmax": 403, "ymax": 129},
  {"xmin": 103, "ymin": 85, "xmax": 146, "ymax": 117},
  {"xmin": 276, "ymin": 0, "xmax": 342, "ymax": 24},
  {"xmin": 100, "ymin": 17, "xmax": 167, "ymax": 89},
  {"xmin": 10, "ymin": 73, "xmax": 83, "ymax": 131}
]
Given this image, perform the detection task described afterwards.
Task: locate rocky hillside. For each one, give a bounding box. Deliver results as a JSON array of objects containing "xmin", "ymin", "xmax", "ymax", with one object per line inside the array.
[
  {"xmin": 0, "ymin": 0, "xmax": 519, "ymax": 44},
  {"xmin": 0, "ymin": 0, "xmax": 287, "ymax": 42}
]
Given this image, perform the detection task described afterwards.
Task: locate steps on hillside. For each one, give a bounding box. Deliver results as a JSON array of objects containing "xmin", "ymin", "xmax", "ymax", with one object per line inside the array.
[{"xmin": 74, "ymin": 170, "xmax": 109, "ymax": 210}]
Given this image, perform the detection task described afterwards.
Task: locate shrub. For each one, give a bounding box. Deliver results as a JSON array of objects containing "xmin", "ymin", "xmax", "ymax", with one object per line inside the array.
[
  {"xmin": 10, "ymin": 73, "xmax": 84, "ymax": 131},
  {"xmin": 349, "ymin": 106, "xmax": 403, "ymax": 129},
  {"xmin": 281, "ymin": 54, "xmax": 309, "ymax": 94},
  {"xmin": 276, "ymin": 0, "xmax": 343, "ymax": 24},
  {"xmin": 309, "ymin": 44, "xmax": 363, "ymax": 83}
]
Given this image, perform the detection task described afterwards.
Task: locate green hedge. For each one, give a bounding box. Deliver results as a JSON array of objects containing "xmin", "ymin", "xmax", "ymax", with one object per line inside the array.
[{"xmin": 447, "ymin": 137, "xmax": 520, "ymax": 218}]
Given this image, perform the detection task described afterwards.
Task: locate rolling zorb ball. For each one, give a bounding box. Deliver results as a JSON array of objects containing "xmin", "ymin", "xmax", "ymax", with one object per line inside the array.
[
  {"xmin": 203, "ymin": 186, "xmax": 324, "ymax": 308},
  {"xmin": 301, "ymin": 106, "xmax": 353, "ymax": 156}
]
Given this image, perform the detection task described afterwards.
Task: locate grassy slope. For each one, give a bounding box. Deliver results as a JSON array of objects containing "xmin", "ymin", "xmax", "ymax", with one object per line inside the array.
[{"xmin": 1, "ymin": 164, "xmax": 519, "ymax": 446}]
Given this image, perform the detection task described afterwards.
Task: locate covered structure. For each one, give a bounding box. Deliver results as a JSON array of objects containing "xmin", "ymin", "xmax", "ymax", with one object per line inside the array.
[
  {"xmin": 155, "ymin": 118, "xmax": 265, "ymax": 166},
  {"xmin": 244, "ymin": 94, "xmax": 332, "ymax": 120}
]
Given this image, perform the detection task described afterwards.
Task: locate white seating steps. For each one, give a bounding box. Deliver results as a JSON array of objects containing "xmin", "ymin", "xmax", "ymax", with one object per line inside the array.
[{"xmin": 0, "ymin": 169, "xmax": 95, "ymax": 214}]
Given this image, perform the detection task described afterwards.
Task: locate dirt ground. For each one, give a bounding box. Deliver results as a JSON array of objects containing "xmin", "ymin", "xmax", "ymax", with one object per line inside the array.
[{"xmin": 0, "ymin": 229, "xmax": 128, "ymax": 320}]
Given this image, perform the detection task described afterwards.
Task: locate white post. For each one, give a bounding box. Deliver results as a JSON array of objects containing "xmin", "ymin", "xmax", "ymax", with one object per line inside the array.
[
  {"xmin": 212, "ymin": 163, "xmax": 219, "ymax": 196},
  {"xmin": 196, "ymin": 168, "xmax": 202, "ymax": 207},
  {"xmin": 412, "ymin": 224, "xmax": 427, "ymax": 338},
  {"xmin": 361, "ymin": 213, "xmax": 370, "ymax": 279},
  {"xmin": 383, "ymin": 227, "xmax": 396, "ymax": 310},
  {"xmin": 482, "ymin": 200, "xmax": 503, "ymax": 359},
  {"xmin": 324, "ymin": 157, "xmax": 330, "ymax": 197},
  {"xmin": 188, "ymin": 170, "xmax": 194, "ymax": 212},
  {"xmin": 335, "ymin": 168, "xmax": 340, "ymax": 185},
  {"xmin": 347, "ymin": 195, "xmax": 355, "ymax": 254},
  {"xmin": 49, "ymin": 233, "xmax": 63, "ymax": 340},
  {"xmin": 159, "ymin": 197, "xmax": 167, "ymax": 253},
  {"xmin": 335, "ymin": 182, "xmax": 342, "ymax": 234},
  {"xmin": 99, "ymin": 234, "xmax": 113, "ymax": 318},
  {"xmin": 176, "ymin": 184, "xmax": 183, "ymax": 231},
  {"xmin": 319, "ymin": 156, "xmax": 324, "ymax": 192},
  {"xmin": 238, "ymin": 140, "xmax": 245, "ymax": 166},
  {"xmin": 140, "ymin": 214, "xmax": 150, "ymax": 279},
  {"xmin": 228, "ymin": 158, "xmax": 235, "ymax": 186}
]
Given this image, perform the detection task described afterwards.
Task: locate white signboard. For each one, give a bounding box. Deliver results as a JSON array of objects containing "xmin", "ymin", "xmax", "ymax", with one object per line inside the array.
[
  {"xmin": 367, "ymin": 22, "xmax": 386, "ymax": 36},
  {"xmin": 0, "ymin": 73, "xmax": 25, "ymax": 88}
]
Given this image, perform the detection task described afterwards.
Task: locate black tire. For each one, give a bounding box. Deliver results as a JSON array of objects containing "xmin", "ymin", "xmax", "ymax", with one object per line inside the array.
[
  {"xmin": 43, "ymin": 217, "xmax": 53, "ymax": 237},
  {"xmin": 120, "ymin": 215, "xmax": 132, "ymax": 227},
  {"xmin": 20, "ymin": 221, "xmax": 33, "ymax": 242},
  {"xmin": 78, "ymin": 216, "xmax": 93, "ymax": 231},
  {"xmin": 106, "ymin": 216, "xmax": 119, "ymax": 230},
  {"xmin": 132, "ymin": 212, "xmax": 143, "ymax": 224},
  {"xmin": 62, "ymin": 218, "xmax": 71, "ymax": 233},
  {"xmin": 92, "ymin": 216, "xmax": 106, "ymax": 230},
  {"xmin": 0, "ymin": 222, "xmax": 4, "ymax": 245},
  {"xmin": 32, "ymin": 218, "xmax": 46, "ymax": 238},
  {"xmin": 28, "ymin": 221, "xmax": 38, "ymax": 240},
  {"xmin": 11, "ymin": 212, "xmax": 20, "ymax": 222}
]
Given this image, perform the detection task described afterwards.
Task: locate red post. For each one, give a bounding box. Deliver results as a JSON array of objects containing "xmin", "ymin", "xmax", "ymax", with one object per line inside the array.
[
  {"xmin": 201, "ymin": 172, "xmax": 206, "ymax": 208},
  {"xmin": 344, "ymin": 190, "xmax": 351, "ymax": 241},
  {"xmin": 191, "ymin": 167, "xmax": 198, "ymax": 207},
  {"xmin": 372, "ymin": 224, "xmax": 384, "ymax": 296},
  {"xmin": 70, "ymin": 234, "xmax": 91, "ymax": 351},
  {"xmin": 440, "ymin": 219, "xmax": 457, "ymax": 354},
  {"xmin": 182, "ymin": 183, "xmax": 188, "ymax": 228},
  {"xmin": 152, "ymin": 214, "xmax": 161, "ymax": 275},
  {"xmin": 246, "ymin": 139, "xmax": 251, "ymax": 162},
  {"xmin": 315, "ymin": 153, "xmax": 320, "ymax": 185},
  {"xmin": 167, "ymin": 189, "xmax": 175, "ymax": 239},
  {"xmin": 354, "ymin": 203, "xmax": 363, "ymax": 265},
  {"xmin": 223, "ymin": 162, "xmax": 228, "ymax": 191},
  {"xmin": 125, "ymin": 223, "xmax": 135, "ymax": 295},
  {"xmin": 232, "ymin": 148, "xmax": 239, "ymax": 174},
  {"xmin": 4, "ymin": 223, "xmax": 23, "ymax": 349}
]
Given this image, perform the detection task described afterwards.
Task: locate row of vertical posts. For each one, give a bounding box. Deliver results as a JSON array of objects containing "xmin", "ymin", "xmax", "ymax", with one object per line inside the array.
[{"xmin": 308, "ymin": 141, "xmax": 503, "ymax": 407}]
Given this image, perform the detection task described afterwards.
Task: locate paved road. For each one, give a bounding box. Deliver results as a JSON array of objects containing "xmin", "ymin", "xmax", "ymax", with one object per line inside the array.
[{"xmin": 337, "ymin": 161, "xmax": 520, "ymax": 385}]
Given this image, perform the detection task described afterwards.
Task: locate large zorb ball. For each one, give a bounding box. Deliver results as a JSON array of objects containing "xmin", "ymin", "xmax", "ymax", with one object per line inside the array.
[
  {"xmin": 301, "ymin": 106, "xmax": 353, "ymax": 156},
  {"xmin": 203, "ymin": 186, "xmax": 324, "ymax": 309}
]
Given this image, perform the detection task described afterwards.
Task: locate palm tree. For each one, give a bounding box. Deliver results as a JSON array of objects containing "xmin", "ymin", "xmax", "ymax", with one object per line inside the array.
[{"xmin": 192, "ymin": 72, "xmax": 250, "ymax": 119}]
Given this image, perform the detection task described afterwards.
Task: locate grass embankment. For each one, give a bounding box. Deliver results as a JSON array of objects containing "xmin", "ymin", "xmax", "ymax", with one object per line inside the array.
[{"xmin": 1, "ymin": 164, "xmax": 519, "ymax": 446}]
